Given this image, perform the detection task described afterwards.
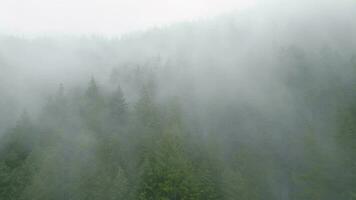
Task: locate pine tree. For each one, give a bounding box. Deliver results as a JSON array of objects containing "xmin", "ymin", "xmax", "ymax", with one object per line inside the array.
[
  {"xmin": 138, "ymin": 132, "xmax": 199, "ymax": 200},
  {"xmin": 0, "ymin": 111, "xmax": 38, "ymax": 200},
  {"xmin": 108, "ymin": 86, "xmax": 128, "ymax": 131},
  {"xmin": 292, "ymin": 130, "xmax": 330, "ymax": 200},
  {"xmin": 81, "ymin": 77, "xmax": 106, "ymax": 133}
]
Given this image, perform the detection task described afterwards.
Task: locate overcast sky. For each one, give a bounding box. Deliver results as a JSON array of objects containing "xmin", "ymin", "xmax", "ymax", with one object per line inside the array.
[{"xmin": 0, "ymin": 0, "xmax": 256, "ymax": 36}]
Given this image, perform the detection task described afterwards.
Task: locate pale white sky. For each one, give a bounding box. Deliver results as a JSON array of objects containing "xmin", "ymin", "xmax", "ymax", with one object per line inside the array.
[{"xmin": 0, "ymin": 0, "xmax": 256, "ymax": 36}]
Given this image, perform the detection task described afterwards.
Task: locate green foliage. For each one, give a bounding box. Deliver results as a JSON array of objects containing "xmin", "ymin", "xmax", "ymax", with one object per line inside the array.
[
  {"xmin": 0, "ymin": 112, "xmax": 38, "ymax": 200},
  {"xmin": 1, "ymin": 70, "xmax": 356, "ymax": 200}
]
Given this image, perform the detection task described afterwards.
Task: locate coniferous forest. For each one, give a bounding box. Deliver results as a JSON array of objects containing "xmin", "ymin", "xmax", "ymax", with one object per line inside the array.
[{"xmin": 1, "ymin": 1, "xmax": 356, "ymax": 200}]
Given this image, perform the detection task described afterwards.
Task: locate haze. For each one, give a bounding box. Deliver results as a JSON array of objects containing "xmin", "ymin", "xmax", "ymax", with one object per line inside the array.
[
  {"xmin": 0, "ymin": 0, "xmax": 356, "ymax": 199},
  {"xmin": 0, "ymin": 0, "xmax": 256, "ymax": 36}
]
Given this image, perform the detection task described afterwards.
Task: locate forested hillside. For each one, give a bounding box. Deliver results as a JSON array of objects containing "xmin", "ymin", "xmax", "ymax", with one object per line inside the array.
[{"xmin": 0, "ymin": 1, "xmax": 356, "ymax": 199}]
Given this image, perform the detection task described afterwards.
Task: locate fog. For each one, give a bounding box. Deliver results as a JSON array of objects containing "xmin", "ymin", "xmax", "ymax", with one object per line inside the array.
[
  {"xmin": 0, "ymin": 0, "xmax": 255, "ymax": 36},
  {"xmin": 0, "ymin": 0, "xmax": 356, "ymax": 199}
]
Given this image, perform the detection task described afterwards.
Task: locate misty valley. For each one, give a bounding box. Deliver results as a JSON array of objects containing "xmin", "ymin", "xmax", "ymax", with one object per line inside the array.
[{"xmin": 0, "ymin": 1, "xmax": 356, "ymax": 200}]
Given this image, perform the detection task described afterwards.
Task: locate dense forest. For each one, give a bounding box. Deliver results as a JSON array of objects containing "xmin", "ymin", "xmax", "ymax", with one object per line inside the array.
[{"xmin": 1, "ymin": 1, "xmax": 356, "ymax": 199}]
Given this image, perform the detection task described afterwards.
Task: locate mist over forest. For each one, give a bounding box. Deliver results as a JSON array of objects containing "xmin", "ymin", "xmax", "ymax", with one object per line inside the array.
[{"xmin": 0, "ymin": 1, "xmax": 356, "ymax": 199}]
